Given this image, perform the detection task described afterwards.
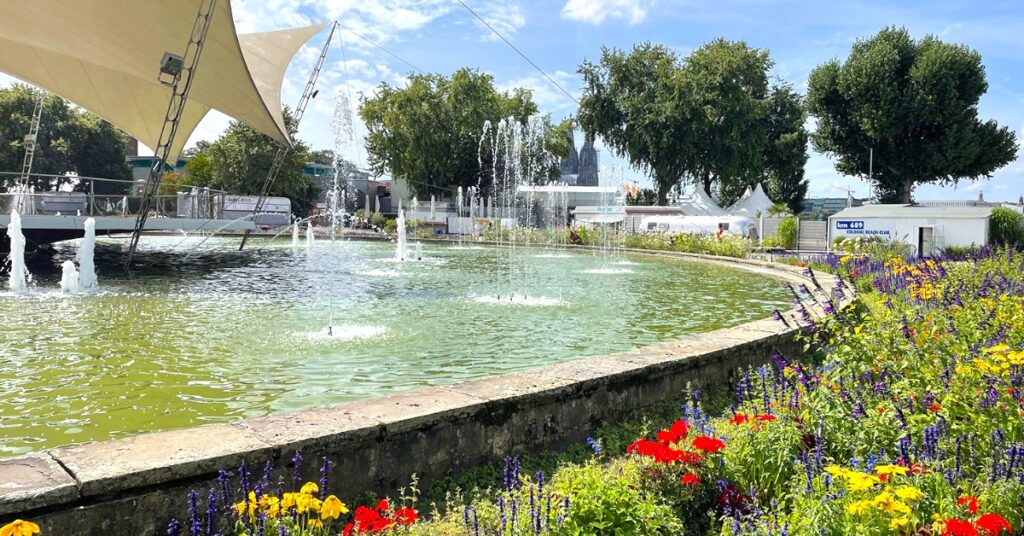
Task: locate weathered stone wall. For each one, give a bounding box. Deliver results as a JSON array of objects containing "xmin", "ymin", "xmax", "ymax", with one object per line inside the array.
[{"xmin": 0, "ymin": 252, "xmax": 840, "ymax": 535}]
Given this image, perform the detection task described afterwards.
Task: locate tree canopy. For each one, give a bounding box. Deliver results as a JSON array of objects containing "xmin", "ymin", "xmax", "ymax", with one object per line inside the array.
[
  {"xmin": 0, "ymin": 84, "xmax": 131, "ymax": 193},
  {"xmin": 577, "ymin": 40, "xmax": 809, "ymax": 207},
  {"xmin": 182, "ymin": 108, "xmax": 319, "ymax": 217},
  {"xmin": 807, "ymin": 26, "xmax": 1019, "ymax": 203},
  {"xmin": 359, "ymin": 68, "xmax": 570, "ymax": 198}
]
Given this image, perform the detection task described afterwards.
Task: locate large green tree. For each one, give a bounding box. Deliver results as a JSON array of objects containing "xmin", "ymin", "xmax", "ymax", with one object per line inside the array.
[
  {"xmin": 359, "ymin": 68, "xmax": 569, "ymax": 198},
  {"xmin": 807, "ymin": 27, "xmax": 1018, "ymax": 203},
  {"xmin": 761, "ymin": 85, "xmax": 809, "ymax": 214},
  {"xmin": 577, "ymin": 40, "xmax": 809, "ymax": 206},
  {"xmin": 577, "ymin": 43, "xmax": 695, "ymax": 205},
  {"xmin": 184, "ymin": 109, "xmax": 319, "ymax": 217},
  {"xmin": 0, "ymin": 84, "xmax": 131, "ymax": 192}
]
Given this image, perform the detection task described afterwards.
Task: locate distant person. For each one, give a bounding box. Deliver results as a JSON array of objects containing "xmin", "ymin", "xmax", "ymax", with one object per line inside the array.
[{"xmin": 715, "ymin": 223, "xmax": 724, "ymax": 241}]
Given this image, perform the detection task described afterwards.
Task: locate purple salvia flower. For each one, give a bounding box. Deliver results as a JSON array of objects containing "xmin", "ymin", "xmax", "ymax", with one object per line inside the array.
[
  {"xmin": 239, "ymin": 461, "xmax": 250, "ymax": 496},
  {"xmin": 217, "ymin": 469, "xmax": 231, "ymax": 512},
  {"xmin": 291, "ymin": 451, "xmax": 303, "ymax": 488},
  {"xmin": 319, "ymin": 457, "xmax": 331, "ymax": 499},
  {"xmin": 168, "ymin": 519, "xmax": 181, "ymax": 536},
  {"xmin": 187, "ymin": 490, "xmax": 202, "ymax": 536},
  {"xmin": 206, "ymin": 487, "xmax": 218, "ymax": 536}
]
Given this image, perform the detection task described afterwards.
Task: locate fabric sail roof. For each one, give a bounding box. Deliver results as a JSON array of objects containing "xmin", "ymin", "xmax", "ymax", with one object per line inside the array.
[
  {"xmin": 0, "ymin": 0, "xmax": 326, "ymax": 161},
  {"xmin": 678, "ymin": 186, "xmax": 727, "ymax": 216},
  {"xmin": 728, "ymin": 183, "xmax": 775, "ymax": 218}
]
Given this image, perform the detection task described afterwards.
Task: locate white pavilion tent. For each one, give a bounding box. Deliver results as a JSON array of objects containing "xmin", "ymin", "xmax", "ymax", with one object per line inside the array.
[
  {"xmin": 678, "ymin": 186, "xmax": 727, "ymax": 217},
  {"xmin": 728, "ymin": 183, "xmax": 775, "ymax": 218}
]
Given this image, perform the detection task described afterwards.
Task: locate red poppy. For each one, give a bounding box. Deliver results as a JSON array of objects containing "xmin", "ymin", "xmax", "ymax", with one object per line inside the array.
[
  {"xmin": 729, "ymin": 413, "xmax": 750, "ymax": 425},
  {"xmin": 944, "ymin": 519, "xmax": 980, "ymax": 536},
  {"xmin": 957, "ymin": 496, "xmax": 979, "ymax": 514},
  {"xmin": 681, "ymin": 472, "xmax": 701, "ymax": 486},
  {"xmin": 929, "ymin": 403, "xmax": 943, "ymax": 412},
  {"xmin": 655, "ymin": 420, "xmax": 690, "ymax": 444},
  {"xmin": 975, "ymin": 513, "xmax": 1012, "ymax": 536},
  {"xmin": 692, "ymin": 436, "xmax": 726, "ymax": 454},
  {"xmin": 394, "ymin": 507, "xmax": 419, "ymax": 526},
  {"xmin": 343, "ymin": 523, "xmax": 354, "ymax": 536},
  {"xmin": 756, "ymin": 414, "xmax": 777, "ymax": 422},
  {"xmin": 375, "ymin": 499, "xmax": 390, "ymax": 512}
]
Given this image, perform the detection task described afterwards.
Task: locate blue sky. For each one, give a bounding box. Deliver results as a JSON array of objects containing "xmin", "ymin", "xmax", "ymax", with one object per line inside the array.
[{"xmin": 3, "ymin": 0, "xmax": 1022, "ymax": 201}]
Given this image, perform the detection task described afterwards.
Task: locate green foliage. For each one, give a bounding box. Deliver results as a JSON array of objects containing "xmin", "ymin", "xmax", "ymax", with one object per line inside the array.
[
  {"xmin": 360, "ymin": 68, "xmax": 569, "ymax": 198},
  {"xmin": 553, "ymin": 459, "xmax": 683, "ymax": 535},
  {"xmin": 577, "ymin": 39, "xmax": 808, "ymax": 207},
  {"xmin": 187, "ymin": 108, "xmax": 318, "ymax": 217},
  {"xmin": 774, "ymin": 216, "xmax": 798, "ymax": 250},
  {"xmin": 622, "ymin": 232, "xmax": 753, "ymax": 258},
  {"xmin": 0, "ymin": 84, "xmax": 131, "ymax": 192},
  {"xmin": 626, "ymin": 188, "xmax": 658, "ymax": 206},
  {"xmin": 832, "ymin": 235, "xmax": 912, "ymax": 258},
  {"xmin": 989, "ymin": 207, "xmax": 1024, "ymax": 246},
  {"xmin": 806, "ymin": 26, "xmax": 1019, "ymax": 203}
]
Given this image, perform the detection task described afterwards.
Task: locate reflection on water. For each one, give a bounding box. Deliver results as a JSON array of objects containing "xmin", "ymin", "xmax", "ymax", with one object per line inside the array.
[{"xmin": 0, "ymin": 236, "xmax": 790, "ymax": 455}]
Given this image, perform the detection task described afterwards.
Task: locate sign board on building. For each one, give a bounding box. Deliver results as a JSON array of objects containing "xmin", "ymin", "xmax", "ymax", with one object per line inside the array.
[{"xmin": 833, "ymin": 219, "xmax": 891, "ymax": 236}]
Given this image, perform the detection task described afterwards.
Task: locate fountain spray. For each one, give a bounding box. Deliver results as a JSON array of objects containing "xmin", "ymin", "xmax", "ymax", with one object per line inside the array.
[
  {"xmin": 6, "ymin": 211, "xmax": 29, "ymax": 293},
  {"xmin": 78, "ymin": 217, "xmax": 97, "ymax": 290}
]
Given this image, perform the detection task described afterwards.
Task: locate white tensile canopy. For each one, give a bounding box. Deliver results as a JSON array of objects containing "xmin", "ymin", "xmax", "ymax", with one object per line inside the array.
[
  {"xmin": 678, "ymin": 186, "xmax": 727, "ymax": 217},
  {"xmin": 728, "ymin": 183, "xmax": 775, "ymax": 218},
  {"xmin": 0, "ymin": 0, "xmax": 327, "ymax": 160}
]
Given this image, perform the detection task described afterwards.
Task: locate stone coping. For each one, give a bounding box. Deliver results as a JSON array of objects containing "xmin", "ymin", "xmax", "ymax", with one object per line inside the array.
[{"xmin": 0, "ymin": 248, "xmax": 845, "ymax": 521}]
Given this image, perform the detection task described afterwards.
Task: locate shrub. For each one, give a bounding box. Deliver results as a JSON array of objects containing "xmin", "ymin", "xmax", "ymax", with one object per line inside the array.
[
  {"xmin": 552, "ymin": 459, "xmax": 683, "ymax": 535},
  {"xmin": 989, "ymin": 206, "xmax": 1024, "ymax": 246},
  {"xmin": 382, "ymin": 218, "xmax": 398, "ymax": 234},
  {"xmin": 369, "ymin": 212, "xmax": 388, "ymax": 230},
  {"xmin": 774, "ymin": 216, "xmax": 798, "ymax": 250},
  {"xmin": 622, "ymin": 232, "xmax": 753, "ymax": 258},
  {"xmin": 832, "ymin": 235, "xmax": 911, "ymax": 259}
]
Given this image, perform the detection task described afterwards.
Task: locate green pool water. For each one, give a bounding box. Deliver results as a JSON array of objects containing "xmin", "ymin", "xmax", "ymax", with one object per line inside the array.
[{"xmin": 0, "ymin": 237, "xmax": 790, "ymax": 456}]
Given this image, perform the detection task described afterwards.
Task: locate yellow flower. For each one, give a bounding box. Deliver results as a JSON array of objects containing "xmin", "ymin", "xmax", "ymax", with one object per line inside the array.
[
  {"xmin": 308, "ymin": 519, "xmax": 324, "ymax": 529},
  {"xmin": 894, "ymin": 486, "xmax": 923, "ymax": 501},
  {"xmin": 846, "ymin": 472, "xmax": 881, "ymax": 492},
  {"xmin": 873, "ymin": 491, "xmax": 911, "ymax": 515},
  {"xmin": 0, "ymin": 520, "xmax": 40, "ymax": 536},
  {"xmin": 300, "ymin": 482, "xmax": 319, "ymax": 495},
  {"xmin": 281, "ymin": 492, "xmax": 297, "ymax": 511},
  {"xmin": 234, "ymin": 500, "xmax": 247, "ymax": 517},
  {"xmin": 875, "ymin": 465, "xmax": 909, "ymax": 477},
  {"xmin": 264, "ymin": 496, "xmax": 281, "ymax": 518},
  {"xmin": 845, "ymin": 500, "xmax": 873, "ymax": 515},
  {"xmin": 321, "ymin": 495, "xmax": 348, "ymax": 520},
  {"xmin": 890, "ymin": 517, "xmax": 910, "ymax": 530}
]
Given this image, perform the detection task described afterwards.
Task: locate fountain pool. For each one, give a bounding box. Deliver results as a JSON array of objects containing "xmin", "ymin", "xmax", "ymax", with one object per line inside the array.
[{"xmin": 0, "ymin": 236, "xmax": 791, "ymax": 456}]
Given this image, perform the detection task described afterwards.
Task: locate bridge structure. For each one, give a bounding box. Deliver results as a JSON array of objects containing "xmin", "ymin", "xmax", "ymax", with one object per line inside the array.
[{"xmin": 0, "ymin": 172, "xmax": 256, "ymax": 253}]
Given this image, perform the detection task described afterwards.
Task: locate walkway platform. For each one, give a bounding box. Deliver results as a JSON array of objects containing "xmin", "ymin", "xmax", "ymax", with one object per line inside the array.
[{"xmin": 0, "ymin": 214, "xmax": 255, "ymax": 251}]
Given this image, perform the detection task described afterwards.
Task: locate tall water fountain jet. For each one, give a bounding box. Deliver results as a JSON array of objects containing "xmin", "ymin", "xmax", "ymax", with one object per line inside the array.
[
  {"xmin": 292, "ymin": 220, "xmax": 300, "ymax": 248},
  {"xmin": 78, "ymin": 217, "xmax": 97, "ymax": 290},
  {"xmin": 394, "ymin": 209, "xmax": 409, "ymax": 261},
  {"xmin": 306, "ymin": 225, "xmax": 314, "ymax": 248},
  {"xmin": 6, "ymin": 211, "xmax": 29, "ymax": 293},
  {"xmin": 328, "ymin": 86, "xmax": 356, "ymax": 240},
  {"xmin": 59, "ymin": 261, "xmax": 80, "ymax": 293}
]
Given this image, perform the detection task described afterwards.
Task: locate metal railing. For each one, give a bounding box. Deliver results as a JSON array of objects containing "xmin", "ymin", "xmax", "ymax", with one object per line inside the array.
[{"xmin": 0, "ymin": 171, "xmax": 229, "ymax": 219}]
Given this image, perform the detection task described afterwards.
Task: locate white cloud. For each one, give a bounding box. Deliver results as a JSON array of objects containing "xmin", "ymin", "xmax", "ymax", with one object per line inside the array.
[
  {"xmin": 560, "ymin": 0, "xmax": 651, "ymax": 26},
  {"xmin": 495, "ymin": 70, "xmax": 580, "ymax": 114},
  {"xmin": 474, "ymin": 3, "xmax": 526, "ymax": 40}
]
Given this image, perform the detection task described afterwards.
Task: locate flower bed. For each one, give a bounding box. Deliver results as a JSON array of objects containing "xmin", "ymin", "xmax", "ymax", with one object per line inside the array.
[{"xmin": 10, "ymin": 249, "xmax": 1022, "ymax": 536}]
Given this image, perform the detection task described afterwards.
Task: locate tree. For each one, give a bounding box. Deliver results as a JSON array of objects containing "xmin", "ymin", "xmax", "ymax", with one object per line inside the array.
[
  {"xmin": 187, "ymin": 108, "xmax": 319, "ymax": 217},
  {"xmin": 685, "ymin": 39, "xmax": 772, "ymax": 206},
  {"xmin": 577, "ymin": 40, "xmax": 808, "ymax": 207},
  {"xmin": 0, "ymin": 84, "xmax": 131, "ymax": 191},
  {"xmin": 578, "ymin": 43, "xmax": 695, "ymax": 205},
  {"xmin": 807, "ymin": 27, "xmax": 1019, "ymax": 203},
  {"xmin": 761, "ymin": 85, "xmax": 809, "ymax": 214},
  {"xmin": 626, "ymin": 188, "xmax": 658, "ymax": 206},
  {"xmin": 359, "ymin": 68, "xmax": 569, "ymax": 198}
]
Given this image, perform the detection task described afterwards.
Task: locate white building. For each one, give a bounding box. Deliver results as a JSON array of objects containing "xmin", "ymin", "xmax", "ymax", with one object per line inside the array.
[{"xmin": 828, "ymin": 204, "xmax": 994, "ymax": 257}]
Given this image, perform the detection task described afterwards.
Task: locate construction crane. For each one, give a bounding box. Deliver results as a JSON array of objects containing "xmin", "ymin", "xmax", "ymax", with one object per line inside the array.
[
  {"xmin": 238, "ymin": 21, "xmax": 337, "ymax": 251},
  {"xmin": 125, "ymin": 0, "xmax": 218, "ymax": 268},
  {"xmin": 831, "ymin": 184, "xmax": 856, "ymax": 208}
]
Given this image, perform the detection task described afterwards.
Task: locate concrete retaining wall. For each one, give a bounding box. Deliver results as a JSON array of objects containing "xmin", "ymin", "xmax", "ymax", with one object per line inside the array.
[{"xmin": 0, "ymin": 251, "xmax": 842, "ymax": 535}]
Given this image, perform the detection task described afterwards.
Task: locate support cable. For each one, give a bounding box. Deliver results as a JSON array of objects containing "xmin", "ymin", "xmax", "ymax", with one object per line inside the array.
[{"xmin": 239, "ymin": 21, "xmax": 337, "ymax": 251}]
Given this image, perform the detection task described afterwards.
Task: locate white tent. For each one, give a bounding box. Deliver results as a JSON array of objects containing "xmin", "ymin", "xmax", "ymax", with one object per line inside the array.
[
  {"xmin": 678, "ymin": 186, "xmax": 727, "ymax": 217},
  {"xmin": 729, "ymin": 183, "xmax": 775, "ymax": 218},
  {"xmin": 0, "ymin": 1, "xmax": 327, "ymax": 160}
]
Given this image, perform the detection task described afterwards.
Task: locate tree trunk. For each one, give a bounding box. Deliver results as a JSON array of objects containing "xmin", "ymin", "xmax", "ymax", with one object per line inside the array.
[
  {"xmin": 899, "ymin": 178, "xmax": 914, "ymax": 204},
  {"xmin": 657, "ymin": 182, "xmax": 669, "ymax": 206},
  {"xmin": 702, "ymin": 172, "xmax": 713, "ymax": 198}
]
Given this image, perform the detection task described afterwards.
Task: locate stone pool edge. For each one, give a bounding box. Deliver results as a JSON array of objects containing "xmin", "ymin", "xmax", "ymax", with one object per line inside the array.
[{"xmin": 0, "ymin": 251, "xmax": 846, "ymax": 534}]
